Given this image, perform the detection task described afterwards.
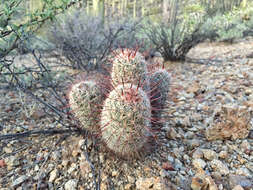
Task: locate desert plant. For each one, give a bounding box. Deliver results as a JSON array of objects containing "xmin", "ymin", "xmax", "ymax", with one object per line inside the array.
[
  {"xmin": 66, "ymin": 48, "xmax": 170, "ymax": 158},
  {"xmin": 68, "ymin": 80, "xmax": 105, "ymax": 132},
  {"xmin": 110, "ymin": 48, "xmax": 150, "ymax": 92},
  {"xmin": 143, "ymin": 0, "xmax": 218, "ymax": 62},
  {"xmin": 50, "ymin": 10, "xmax": 142, "ymax": 73},
  {"xmin": 201, "ymin": 2, "xmax": 253, "ymax": 42},
  {"xmin": 100, "ymin": 83, "xmax": 152, "ymax": 157},
  {"xmin": 150, "ymin": 69, "xmax": 170, "ymax": 116}
]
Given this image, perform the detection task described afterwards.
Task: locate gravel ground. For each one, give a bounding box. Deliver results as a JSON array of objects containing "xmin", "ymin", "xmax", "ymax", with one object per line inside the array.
[{"xmin": 0, "ymin": 38, "xmax": 253, "ymax": 190}]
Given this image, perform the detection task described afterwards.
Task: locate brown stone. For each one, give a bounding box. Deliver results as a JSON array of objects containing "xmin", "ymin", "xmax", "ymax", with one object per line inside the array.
[
  {"xmin": 191, "ymin": 169, "xmax": 218, "ymax": 190},
  {"xmin": 206, "ymin": 105, "xmax": 251, "ymax": 141},
  {"xmin": 136, "ymin": 177, "xmax": 163, "ymax": 190}
]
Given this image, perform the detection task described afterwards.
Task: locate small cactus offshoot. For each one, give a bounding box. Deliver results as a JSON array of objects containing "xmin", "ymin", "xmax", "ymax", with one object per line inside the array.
[
  {"xmin": 111, "ymin": 48, "xmax": 150, "ymax": 92},
  {"xmin": 68, "ymin": 80, "xmax": 104, "ymax": 132}
]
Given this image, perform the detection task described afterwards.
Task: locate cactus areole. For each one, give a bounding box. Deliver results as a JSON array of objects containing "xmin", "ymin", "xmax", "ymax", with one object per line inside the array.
[{"xmin": 101, "ymin": 84, "xmax": 152, "ymax": 157}]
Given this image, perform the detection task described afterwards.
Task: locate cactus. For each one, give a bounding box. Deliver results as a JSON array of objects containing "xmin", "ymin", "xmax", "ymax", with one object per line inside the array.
[
  {"xmin": 100, "ymin": 83, "xmax": 152, "ymax": 157},
  {"xmin": 111, "ymin": 48, "xmax": 150, "ymax": 92},
  {"xmin": 150, "ymin": 69, "xmax": 170, "ymax": 121},
  {"xmin": 67, "ymin": 48, "xmax": 171, "ymax": 159},
  {"xmin": 68, "ymin": 80, "xmax": 104, "ymax": 132}
]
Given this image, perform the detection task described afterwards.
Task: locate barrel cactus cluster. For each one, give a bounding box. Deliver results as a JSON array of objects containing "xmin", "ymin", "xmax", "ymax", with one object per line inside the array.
[{"xmin": 68, "ymin": 48, "xmax": 170, "ymax": 158}]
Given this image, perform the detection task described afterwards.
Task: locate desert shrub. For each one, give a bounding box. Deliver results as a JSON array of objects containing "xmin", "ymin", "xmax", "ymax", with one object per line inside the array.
[
  {"xmin": 143, "ymin": 0, "xmax": 253, "ymax": 61},
  {"xmin": 143, "ymin": 0, "xmax": 218, "ymax": 61},
  {"xmin": 200, "ymin": 0, "xmax": 243, "ymax": 15},
  {"xmin": 50, "ymin": 9, "xmax": 143, "ymax": 72},
  {"xmin": 202, "ymin": 2, "xmax": 253, "ymax": 42}
]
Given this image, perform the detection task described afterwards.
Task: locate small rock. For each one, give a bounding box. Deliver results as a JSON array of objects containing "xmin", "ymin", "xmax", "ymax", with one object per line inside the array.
[
  {"xmin": 237, "ymin": 155, "xmax": 247, "ymax": 164},
  {"xmin": 65, "ymin": 179, "xmax": 78, "ymax": 190},
  {"xmin": 3, "ymin": 147, "xmax": 13, "ymax": 153},
  {"xmin": 228, "ymin": 174, "xmax": 252, "ymax": 190},
  {"xmin": 188, "ymin": 139, "xmax": 201, "ymax": 149},
  {"xmin": 248, "ymin": 130, "xmax": 253, "ymax": 139},
  {"xmin": 210, "ymin": 159, "xmax": 229, "ymax": 176},
  {"xmin": 72, "ymin": 149, "xmax": 79, "ymax": 157},
  {"xmin": 67, "ymin": 163, "xmax": 77, "ymax": 174},
  {"xmin": 49, "ymin": 169, "xmax": 58, "ymax": 183},
  {"xmin": 202, "ymin": 149, "xmax": 217, "ymax": 161},
  {"xmin": 12, "ymin": 175, "xmax": 28, "ymax": 187},
  {"xmin": 136, "ymin": 177, "xmax": 163, "ymax": 190},
  {"xmin": 0, "ymin": 159, "xmax": 6, "ymax": 167},
  {"xmin": 192, "ymin": 149, "xmax": 204, "ymax": 159},
  {"xmin": 206, "ymin": 106, "xmax": 251, "ymax": 141},
  {"xmin": 218, "ymin": 151, "xmax": 228, "ymax": 159},
  {"xmin": 192, "ymin": 159, "xmax": 206, "ymax": 169},
  {"xmin": 112, "ymin": 170, "xmax": 118, "ymax": 177},
  {"xmin": 6, "ymin": 156, "xmax": 19, "ymax": 167},
  {"xmin": 191, "ymin": 170, "xmax": 218, "ymax": 190},
  {"xmin": 185, "ymin": 131, "xmax": 195, "ymax": 139},
  {"xmin": 51, "ymin": 151, "xmax": 61, "ymax": 160},
  {"xmin": 174, "ymin": 159, "xmax": 184, "ymax": 170},
  {"xmin": 80, "ymin": 159, "xmax": 91, "ymax": 178},
  {"xmin": 235, "ymin": 167, "xmax": 251, "ymax": 177},
  {"xmin": 62, "ymin": 160, "xmax": 69, "ymax": 167},
  {"xmin": 240, "ymin": 140, "xmax": 250, "ymax": 151},
  {"xmin": 124, "ymin": 183, "xmax": 132, "ymax": 190},
  {"xmin": 167, "ymin": 155, "xmax": 174, "ymax": 163},
  {"xmin": 162, "ymin": 162, "xmax": 174, "ymax": 171},
  {"xmin": 232, "ymin": 185, "xmax": 244, "ymax": 190},
  {"xmin": 127, "ymin": 176, "xmax": 135, "ymax": 184},
  {"xmin": 31, "ymin": 109, "xmax": 46, "ymax": 120},
  {"xmin": 34, "ymin": 164, "xmax": 39, "ymax": 171},
  {"xmin": 167, "ymin": 128, "xmax": 177, "ymax": 140}
]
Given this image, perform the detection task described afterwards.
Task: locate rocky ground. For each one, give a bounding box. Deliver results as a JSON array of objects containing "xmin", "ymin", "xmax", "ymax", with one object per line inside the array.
[{"xmin": 0, "ymin": 38, "xmax": 253, "ymax": 190}]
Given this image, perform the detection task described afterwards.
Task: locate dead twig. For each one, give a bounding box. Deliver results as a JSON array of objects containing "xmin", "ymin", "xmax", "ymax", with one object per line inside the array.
[
  {"xmin": 81, "ymin": 137, "xmax": 101, "ymax": 190},
  {"xmin": 0, "ymin": 129, "xmax": 79, "ymax": 141}
]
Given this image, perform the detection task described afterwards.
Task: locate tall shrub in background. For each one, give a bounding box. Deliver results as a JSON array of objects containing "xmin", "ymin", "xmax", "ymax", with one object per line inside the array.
[{"xmin": 50, "ymin": 9, "xmax": 143, "ymax": 72}]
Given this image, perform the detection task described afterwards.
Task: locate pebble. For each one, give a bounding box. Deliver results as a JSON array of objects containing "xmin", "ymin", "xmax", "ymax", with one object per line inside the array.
[
  {"xmin": 191, "ymin": 171, "xmax": 218, "ymax": 190},
  {"xmin": 185, "ymin": 131, "xmax": 195, "ymax": 139},
  {"xmin": 124, "ymin": 184, "xmax": 133, "ymax": 190},
  {"xmin": 49, "ymin": 169, "xmax": 58, "ymax": 182},
  {"xmin": 80, "ymin": 159, "xmax": 91, "ymax": 178},
  {"xmin": 228, "ymin": 174, "xmax": 252, "ymax": 189},
  {"xmin": 248, "ymin": 130, "xmax": 253, "ymax": 139},
  {"xmin": 188, "ymin": 139, "xmax": 201, "ymax": 149},
  {"xmin": 202, "ymin": 149, "xmax": 217, "ymax": 161},
  {"xmin": 3, "ymin": 147, "xmax": 13, "ymax": 154},
  {"xmin": 127, "ymin": 176, "xmax": 135, "ymax": 184},
  {"xmin": 67, "ymin": 163, "xmax": 77, "ymax": 174},
  {"xmin": 51, "ymin": 150, "xmax": 61, "ymax": 160},
  {"xmin": 112, "ymin": 170, "xmax": 118, "ymax": 177},
  {"xmin": 12, "ymin": 175, "xmax": 28, "ymax": 187},
  {"xmin": 232, "ymin": 185, "xmax": 244, "ymax": 190},
  {"xmin": 6, "ymin": 156, "xmax": 19, "ymax": 168},
  {"xmin": 136, "ymin": 177, "xmax": 163, "ymax": 190},
  {"xmin": 218, "ymin": 151, "xmax": 228, "ymax": 159},
  {"xmin": 235, "ymin": 167, "xmax": 251, "ymax": 177},
  {"xmin": 210, "ymin": 159, "xmax": 229, "ymax": 175},
  {"xmin": 192, "ymin": 159, "xmax": 206, "ymax": 169},
  {"xmin": 0, "ymin": 159, "xmax": 6, "ymax": 167},
  {"xmin": 64, "ymin": 179, "xmax": 78, "ymax": 190},
  {"xmin": 192, "ymin": 149, "xmax": 204, "ymax": 159},
  {"xmin": 240, "ymin": 140, "xmax": 250, "ymax": 151}
]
